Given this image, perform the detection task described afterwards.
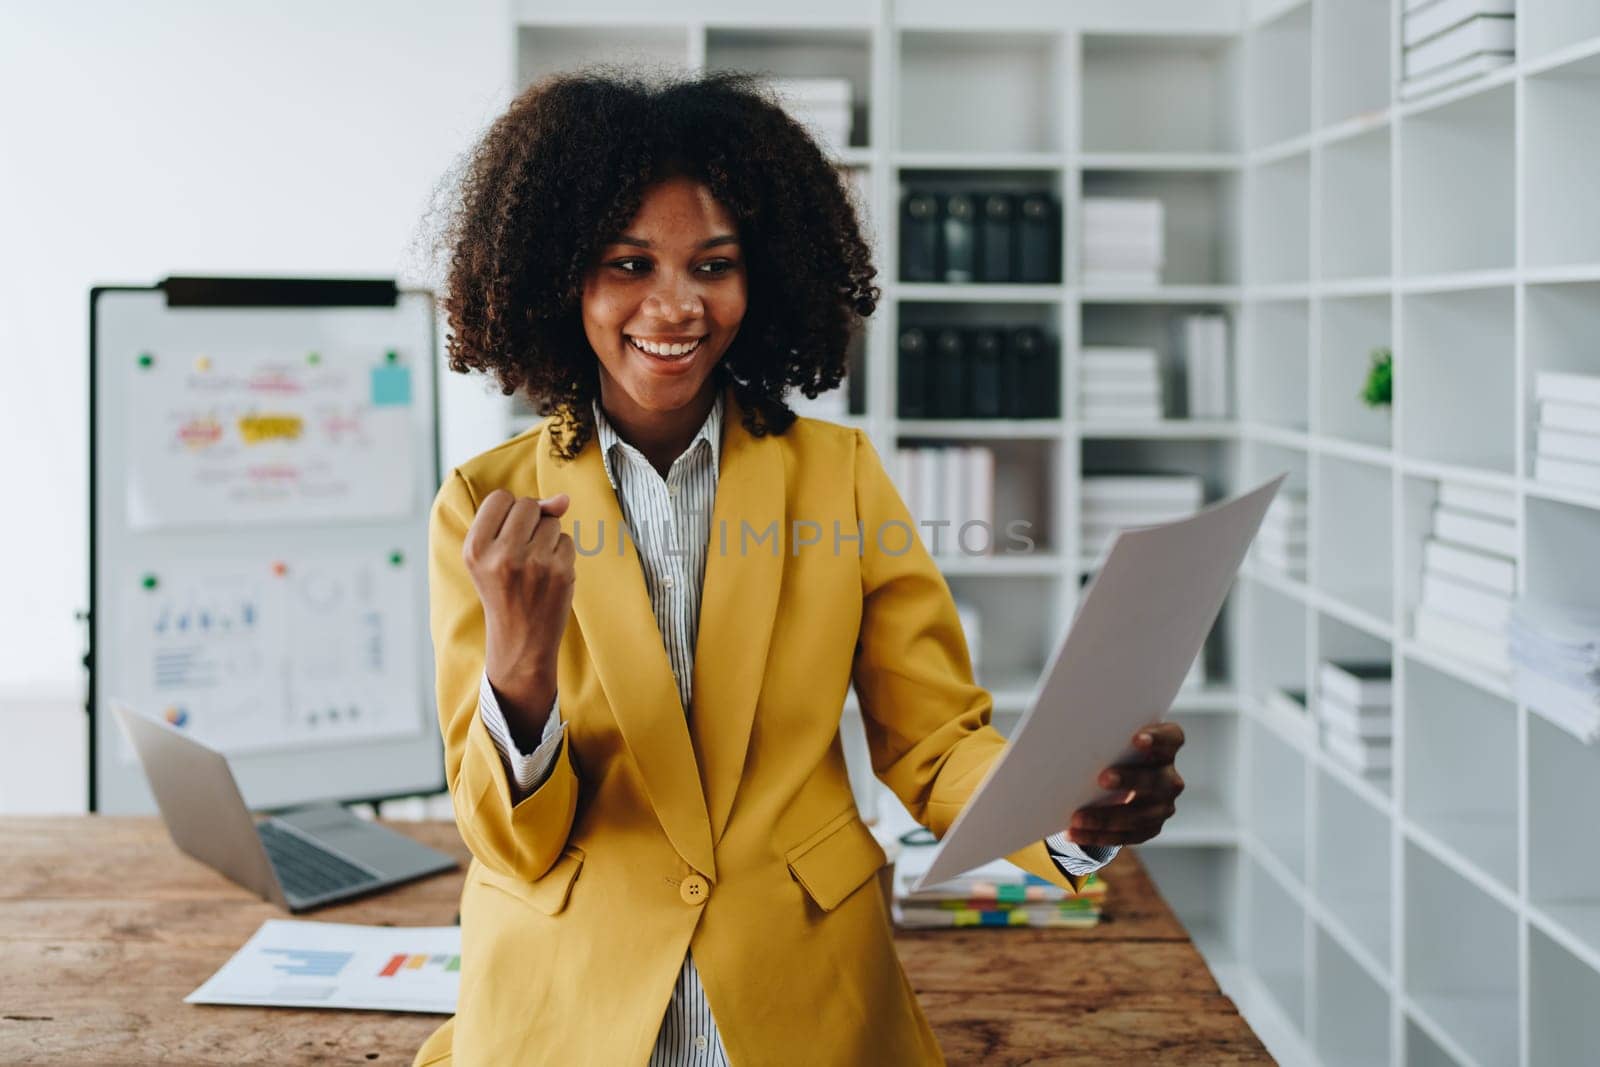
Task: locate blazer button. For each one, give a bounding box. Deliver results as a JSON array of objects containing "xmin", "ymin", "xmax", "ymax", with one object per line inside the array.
[{"xmin": 679, "ymin": 874, "xmax": 710, "ymax": 906}]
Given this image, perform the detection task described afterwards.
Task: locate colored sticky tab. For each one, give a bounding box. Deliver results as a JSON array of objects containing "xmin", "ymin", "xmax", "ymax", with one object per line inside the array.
[{"xmin": 370, "ymin": 365, "xmax": 411, "ymax": 407}]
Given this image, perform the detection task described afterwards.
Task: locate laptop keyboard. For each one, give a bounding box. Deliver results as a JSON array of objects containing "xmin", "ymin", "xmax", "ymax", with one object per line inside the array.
[{"xmin": 257, "ymin": 821, "xmax": 381, "ymax": 901}]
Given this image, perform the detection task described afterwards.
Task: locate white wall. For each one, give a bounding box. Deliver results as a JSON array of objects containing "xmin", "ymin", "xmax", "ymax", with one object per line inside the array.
[{"xmin": 0, "ymin": 0, "xmax": 515, "ymax": 810}]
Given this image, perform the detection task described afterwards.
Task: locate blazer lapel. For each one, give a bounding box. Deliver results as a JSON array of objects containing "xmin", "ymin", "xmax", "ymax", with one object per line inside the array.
[
  {"xmin": 537, "ymin": 419, "xmax": 716, "ymax": 879},
  {"xmin": 690, "ymin": 386, "xmax": 785, "ymax": 845}
]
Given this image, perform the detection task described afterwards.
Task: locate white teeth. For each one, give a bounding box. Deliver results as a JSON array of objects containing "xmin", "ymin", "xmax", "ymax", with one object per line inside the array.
[{"xmin": 629, "ymin": 336, "xmax": 703, "ymax": 358}]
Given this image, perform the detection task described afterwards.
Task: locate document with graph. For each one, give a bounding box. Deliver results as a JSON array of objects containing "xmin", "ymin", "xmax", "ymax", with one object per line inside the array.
[
  {"xmin": 186, "ymin": 920, "xmax": 460, "ymax": 1013},
  {"xmin": 913, "ymin": 474, "xmax": 1285, "ymax": 890}
]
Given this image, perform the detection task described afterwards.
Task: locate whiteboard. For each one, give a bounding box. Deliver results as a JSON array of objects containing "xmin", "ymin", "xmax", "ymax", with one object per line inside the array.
[{"xmin": 90, "ymin": 280, "xmax": 444, "ymax": 813}]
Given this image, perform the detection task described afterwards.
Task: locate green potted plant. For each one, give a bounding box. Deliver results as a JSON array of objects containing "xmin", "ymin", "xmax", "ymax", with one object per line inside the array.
[{"xmin": 1361, "ymin": 346, "xmax": 1392, "ymax": 409}]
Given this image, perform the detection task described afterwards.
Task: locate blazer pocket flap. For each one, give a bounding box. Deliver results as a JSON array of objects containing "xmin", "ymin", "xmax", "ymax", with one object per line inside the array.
[
  {"xmin": 474, "ymin": 846, "xmax": 585, "ymax": 915},
  {"xmin": 785, "ymin": 809, "xmax": 887, "ymax": 912}
]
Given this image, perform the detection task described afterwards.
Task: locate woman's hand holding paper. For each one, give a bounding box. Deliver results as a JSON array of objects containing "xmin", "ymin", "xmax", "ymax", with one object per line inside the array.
[{"xmin": 1065, "ymin": 722, "xmax": 1186, "ymax": 847}]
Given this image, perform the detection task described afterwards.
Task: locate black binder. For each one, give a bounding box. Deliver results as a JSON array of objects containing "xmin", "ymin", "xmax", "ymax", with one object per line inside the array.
[
  {"xmin": 897, "ymin": 326, "xmax": 930, "ymax": 417},
  {"xmin": 1009, "ymin": 326, "xmax": 1056, "ymax": 417},
  {"xmin": 941, "ymin": 194, "xmax": 977, "ymax": 284},
  {"xmin": 1017, "ymin": 194, "xmax": 1056, "ymax": 283},
  {"xmin": 969, "ymin": 329, "xmax": 1005, "ymax": 418},
  {"xmin": 900, "ymin": 195, "xmax": 940, "ymax": 282},
  {"xmin": 931, "ymin": 328, "xmax": 968, "ymax": 417},
  {"xmin": 979, "ymin": 195, "xmax": 1015, "ymax": 283}
]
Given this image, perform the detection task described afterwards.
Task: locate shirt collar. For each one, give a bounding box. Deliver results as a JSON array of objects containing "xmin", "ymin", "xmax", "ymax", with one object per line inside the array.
[{"xmin": 591, "ymin": 388, "xmax": 724, "ymax": 490}]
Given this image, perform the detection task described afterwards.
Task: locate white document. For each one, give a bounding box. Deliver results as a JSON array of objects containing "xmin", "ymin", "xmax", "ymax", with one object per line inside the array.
[
  {"xmin": 913, "ymin": 474, "xmax": 1284, "ymax": 890},
  {"xmin": 186, "ymin": 920, "xmax": 460, "ymax": 1013}
]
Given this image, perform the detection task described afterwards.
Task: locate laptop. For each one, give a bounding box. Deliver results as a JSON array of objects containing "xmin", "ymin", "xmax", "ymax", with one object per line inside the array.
[{"xmin": 112, "ymin": 702, "xmax": 457, "ymax": 912}]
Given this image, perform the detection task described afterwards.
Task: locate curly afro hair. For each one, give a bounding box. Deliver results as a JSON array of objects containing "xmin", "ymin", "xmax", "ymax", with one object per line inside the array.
[{"xmin": 438, "ymin": 67, "xmax": 880, "ymax": 461}]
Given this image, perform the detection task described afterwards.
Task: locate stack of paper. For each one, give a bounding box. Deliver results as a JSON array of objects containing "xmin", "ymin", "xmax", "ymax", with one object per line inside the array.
[
  {"xmin": 1510, "ymin": 598, "xmax": 1600, "ymax": 744},
  {"xmin": 1400, "ymin": 0, "xmax": 1514, "ymax": 100},
  {"xmin": 894, "ymin": 446, "xmax": 997, "ymax": 557},
  {"xmin": 1080, "ymin": 346, "xmax": 1163, "ymax": 421},
  {"xmin": 1181, "ymin": 314, "xmax": 1230, "ymax": 419},
  {"xmin": 1412, "ymin": 482, "xmax": 1516, "ymax": 675},
  {"xmin": 1082, "ymin": 198, "xmax": 1164, "ymax": 287},
  {"xmin": 1080, "ymin": 474, "xmax": 1205, "ymax": 562},
  {"xmin": 1532, "ymin": 371, "xmax": 1600, "ymax": 495},
  {"xmin": 891, "ymin": 840, "xmax": 1106, "ymax": 929},
  {"xmin": 770, "ymin": 77, "xmax": 854, "ymax": 155},
  {"xmin": 1318, "ymin": 660, "xmax": 1393, "ymax": 778},
  {"xmin": 1253, "ymin": 490, "xmax": 1307, "ymax": 580}
]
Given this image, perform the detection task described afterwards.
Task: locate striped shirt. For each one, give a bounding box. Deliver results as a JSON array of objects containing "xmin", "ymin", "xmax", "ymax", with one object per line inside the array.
[{"xmin": 479, "ymin": 390, "xmax": 1114, "ymax": 1065}]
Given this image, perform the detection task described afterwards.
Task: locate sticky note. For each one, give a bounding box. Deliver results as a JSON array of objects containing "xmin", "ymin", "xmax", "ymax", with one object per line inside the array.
[{"xmin": 371, "ymin": 365, "xmax": 411, "ymax": 407}]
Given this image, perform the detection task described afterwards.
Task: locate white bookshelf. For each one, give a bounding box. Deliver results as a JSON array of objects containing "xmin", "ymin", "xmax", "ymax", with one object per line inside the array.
[
  {"xmin": 1232, "ymin": 1, "xmax": 1600, "ymax": 1064},
  {"xmin": 499, "ymin": 2, "xmax": 1600, "ymax": 1062}
]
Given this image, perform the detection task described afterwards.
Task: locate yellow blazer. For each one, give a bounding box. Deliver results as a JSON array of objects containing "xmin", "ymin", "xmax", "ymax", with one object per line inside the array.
[{"xmin": 415, "ymin": 382, "xmax": 1083, "ymax": 1067}]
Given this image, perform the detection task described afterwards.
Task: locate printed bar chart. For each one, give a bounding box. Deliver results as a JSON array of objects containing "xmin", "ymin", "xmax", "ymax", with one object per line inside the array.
[
  {"xmin": 262, "ymin": 948, "xmax": 353, "ymax": 978},
  {"xmin": 379, "ymin": 952, "xmax": 460, "ymax": 977}
]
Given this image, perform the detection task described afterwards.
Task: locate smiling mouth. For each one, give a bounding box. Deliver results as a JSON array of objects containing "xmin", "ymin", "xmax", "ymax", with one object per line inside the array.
[{"xmin": 627, "ymin": 335, "xmax": 706, "ymax": 361}]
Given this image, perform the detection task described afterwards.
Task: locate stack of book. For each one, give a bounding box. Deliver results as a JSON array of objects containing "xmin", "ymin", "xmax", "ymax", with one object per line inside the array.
[
  {"xmin": 1400, "ymin": 0, "xmax": 1514, "ymax": 100},
  {"xmin": 770, "ymin": 77, "xmax": 853, "ymax": 155},
  {"xmin": 1079, "ymin": 347, "xmax": 1163, "ymax": 421},
  {"xmin": 1318, "ymin": 660, "xmax": 1393, "ymax": 778},
  {"xmin": 1413, "ymin": 482, "xmax": 1516, "ymax": 675},
  {"xmin": 1532, "ymin": 371, "xmax": 1600, "ymax": 495},
  {"xmin": 1510, "ymin": 598, "xmax": 1600, "ymax": 744},
  {"xmin": 1252, "ymin": 490, "xmax": 1307, "ymax": 580},
  {"xmin": 1080, "ymin": 474, "xmax": 1204, "ymax": 562},
  {"xmin": 1082, "ymin": 198, "xmax": 1163, "ymax": 287},
  {"xmin": 890, "ymin": 842, "xmax": 1106, "ymax": 930},
  {"xmin": 1261, "ymin": 685, "xmax": 1312, "ymax": 746},
  {"xmin": 894, "ymin": 445, "xmax": 997, "ymax": 557}
]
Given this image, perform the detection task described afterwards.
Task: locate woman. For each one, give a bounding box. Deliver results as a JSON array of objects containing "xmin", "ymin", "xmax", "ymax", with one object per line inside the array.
[{"xmin": 418, "ymin": 70, "xmax": 1186, "ymax": 1066}]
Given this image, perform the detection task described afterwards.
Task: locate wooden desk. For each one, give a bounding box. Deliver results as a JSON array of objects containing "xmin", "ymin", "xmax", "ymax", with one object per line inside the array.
[{"xmin": 0, "ymin": 817, "xmax": 1267, "ymax": 1065}]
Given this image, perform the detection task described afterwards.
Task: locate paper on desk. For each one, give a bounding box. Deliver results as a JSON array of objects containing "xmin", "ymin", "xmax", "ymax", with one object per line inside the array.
[
  {"xmin": 186, "ymin": 919, "xmax": 459, "ymax": 1014},
  {"xmin": 913, "ymin": 474, "xmax": 1284, "ymax": 890}
]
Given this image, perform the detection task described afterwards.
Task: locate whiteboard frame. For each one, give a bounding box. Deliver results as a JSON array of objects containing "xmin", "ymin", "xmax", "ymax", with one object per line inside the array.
[{"xmin": 88, "ymin": 278, "xmax": 446, "ymax": 814}]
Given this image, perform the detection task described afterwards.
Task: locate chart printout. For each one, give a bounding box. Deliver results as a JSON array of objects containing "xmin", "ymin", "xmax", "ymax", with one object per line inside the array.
[{"xmin": 186, "ymin": 920, "xmax": 461, "ymax": 1013}]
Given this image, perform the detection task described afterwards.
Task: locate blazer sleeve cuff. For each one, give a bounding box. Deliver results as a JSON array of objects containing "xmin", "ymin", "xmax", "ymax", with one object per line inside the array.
[
  {"xmin": 1043, "ymin": 833, "xmax": 1120, "ymax": 877},
  {"xmin": 478, "ymin": 671, "xmax": 564, "ymax": 803}
]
